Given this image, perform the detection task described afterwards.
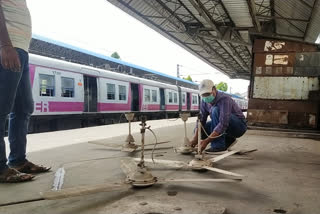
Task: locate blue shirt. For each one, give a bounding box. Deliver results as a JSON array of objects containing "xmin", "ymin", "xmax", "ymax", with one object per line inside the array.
[{"xmin": 200, "ymin": 91, "xmax": 245, "ymax": 134}]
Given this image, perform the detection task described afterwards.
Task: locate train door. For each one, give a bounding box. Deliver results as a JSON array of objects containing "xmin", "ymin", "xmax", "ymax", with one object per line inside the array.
[
  {"xmin": 187, "ymin": 92, "xmax": 191, "ymax": 110},
  {"xmin": 160, "ymin": 88, "xmax": 165, "ymax": 110},
  {"xmin": 131, "ymin": 83, "xmax": 139, "ymax": 111},
  {"xmin": 84, "ymin": 76, "xmax": 97, "ymax": 112}
]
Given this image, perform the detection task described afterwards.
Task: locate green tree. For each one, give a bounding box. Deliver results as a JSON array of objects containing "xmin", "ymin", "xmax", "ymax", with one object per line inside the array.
[
  {"xmin": 111, "ymin": 52, "xmax": 121, "ymax": 59},
  {"xmin": 183, "ymin": 75, "xmax": 193, "ymax": 82},
  {"xmin": 216, "ymin": 82, "xmax": 228, "ymax": 92}
]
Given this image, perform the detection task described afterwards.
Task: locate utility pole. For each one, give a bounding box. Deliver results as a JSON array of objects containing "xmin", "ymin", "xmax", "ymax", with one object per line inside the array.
[{"xmin": 177, "ymin": 64, "xmax": 180, "ymax": 78}]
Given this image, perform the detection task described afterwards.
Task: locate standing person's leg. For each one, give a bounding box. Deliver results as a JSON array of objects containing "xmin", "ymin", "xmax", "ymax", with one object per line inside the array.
[
  {"xmin": 0, "ymin": 57, "xmax": 22, "ymax": 172},
  {"xmin": 0, "ymin": 116, "xmax": 7, "ymax": 172},
  {"xmin": 0, "ymin": 48, "xmax": 34, "ymax": 182},
  {"xmin": 7, "ymin": 49, "xmax": 50, "ymax": 174},
  {"xmin": 7, "ymin": 49, "xmax": 34, "ymax": 167}
]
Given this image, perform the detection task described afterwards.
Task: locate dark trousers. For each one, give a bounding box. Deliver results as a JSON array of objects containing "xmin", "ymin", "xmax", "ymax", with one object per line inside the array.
[
  {"xmin": 203, "ymin": 106, "xmax": 247, "ymax": 149},
  {"xmin": 0, "ymin": 49, "xmax": 34, "ymax": 172}
]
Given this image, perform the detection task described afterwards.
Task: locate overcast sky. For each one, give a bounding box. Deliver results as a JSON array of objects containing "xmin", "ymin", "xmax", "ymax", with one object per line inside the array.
[{"xmin": 26, "ymin": 0, "xmax": 249, "ymax": 94}]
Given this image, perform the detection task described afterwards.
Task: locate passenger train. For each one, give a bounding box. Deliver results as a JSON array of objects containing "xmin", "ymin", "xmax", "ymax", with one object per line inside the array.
[
  {"xmin": 26, "ymin": 53, "xmax": 247, "ymax": 133},
  {"xmin": 27, "ymin": 54, "xmax": 200, "ymax": 132}
]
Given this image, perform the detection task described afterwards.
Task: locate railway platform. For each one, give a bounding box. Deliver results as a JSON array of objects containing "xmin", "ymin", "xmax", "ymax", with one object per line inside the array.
[{"xmin": 0, "ymin": 118, "xmax": 319, "ymax": 214}]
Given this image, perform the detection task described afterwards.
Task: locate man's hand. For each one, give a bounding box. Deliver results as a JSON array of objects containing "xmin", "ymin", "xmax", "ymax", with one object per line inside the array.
[
  {"xmin": 200, "ymin": 139, "xmax": 210, "ymax": 153},
  {"xmin": 189, "ymin": 138, "xmax": 198, "ymax": 148},
  {"xmin": 0, "ymin": 46, "xmax": 21, "ymax": 72}
]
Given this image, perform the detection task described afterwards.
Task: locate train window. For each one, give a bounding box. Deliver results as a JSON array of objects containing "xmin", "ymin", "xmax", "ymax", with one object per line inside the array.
[
  {"xmin": 192, "ymin": 95, "xmax": 198, "ymax": 104},
  {"xmin": 182, "ymin": 93, "xmax": 186, "ymax": 104},
  {"xmin": 39, "ymin": 74, "xmax": 55, "ymax": 97},
  {"xmin": 168, "ymin": 92, "xmax": 173, "ymax": 103},
  {"xmin": 144, "ymin": 89, "xmax": 150, "ymax": 102},
  {"xmin": 107, "ymin": 83, "xmax": 115, "ymax": 100},
  {"xmin": 119, "ymin": 85, "xmax": 126, "ymax": 101},
  {"xmin": 174, "ymin": 93, "xmax": 178, "ymax": 103},
  {"xmin": 61, "ymin": 77, "xmax": 74, "ymax": 98},
  {"xmin": 152, "ymin": 90, "xmax": 157, "ymax": 102}
]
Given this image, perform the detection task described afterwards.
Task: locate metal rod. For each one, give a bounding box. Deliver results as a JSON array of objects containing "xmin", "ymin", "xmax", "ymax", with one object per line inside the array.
[
  {"xmin": 184, "ymin": 121, "xmax": 187, "ymax": 139},
  {"xmin": 141, "ymin": 128, "xmax": 145, "ymax": 163},
  {"xmin": 197, "ymin": 118, "xmax": 201, "ymax": 155},
  {"xmin": 139, "ymin": 117, "xmax": 147, "ymax": 167}
]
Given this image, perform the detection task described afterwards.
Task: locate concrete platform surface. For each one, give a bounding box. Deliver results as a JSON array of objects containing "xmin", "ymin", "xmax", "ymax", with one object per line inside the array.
[{"xmin": 0, "ymin": 118, "xmax": 319, "ymax": 214}]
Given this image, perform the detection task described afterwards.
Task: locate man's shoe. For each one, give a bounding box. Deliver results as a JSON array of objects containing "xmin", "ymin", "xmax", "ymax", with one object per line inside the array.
[
  {"xmin": 11, "ymin": 161, "xmax": 51, "ymax": 174},
  {"xmin": 0, "ymin": 168, "xmax": 34, "ymax": 183}
]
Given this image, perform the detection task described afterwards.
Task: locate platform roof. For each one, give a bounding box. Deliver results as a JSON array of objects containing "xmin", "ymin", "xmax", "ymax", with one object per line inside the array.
[{"xmin": 107, "ymin": 0, "xmax": 320, "ymax": 80}]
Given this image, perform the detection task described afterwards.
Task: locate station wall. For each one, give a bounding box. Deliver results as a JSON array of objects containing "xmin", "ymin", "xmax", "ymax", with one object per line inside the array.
[{"xmin": 248, "ymin": 38, "xmax": 320, "ymax": 129}]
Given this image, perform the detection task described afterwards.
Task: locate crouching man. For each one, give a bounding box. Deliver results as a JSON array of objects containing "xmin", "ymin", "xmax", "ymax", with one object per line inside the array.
[{"xmin": 190, "ymin": 79, "xmax": 247, "ymax": 153}]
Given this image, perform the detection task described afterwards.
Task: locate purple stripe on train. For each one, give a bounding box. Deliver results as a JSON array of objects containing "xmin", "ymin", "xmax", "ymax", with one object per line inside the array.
[
  {"xmin": 29, "ymin": 64, "xmax": 36, "ymax": 87},
  {"xmin": 141, "ymin": 104, "xmax": 160, "ymax": 111},
  {"xmin": 35, "ymin": 101, "xmax": 84, "ymax": 112},
  {"xmin": 98, "ymin": 103, "xmax": 130, "ymax": 111},
  {"xmin": 166, "ymin": 105, "xmax": 179, "ymax": 110}
]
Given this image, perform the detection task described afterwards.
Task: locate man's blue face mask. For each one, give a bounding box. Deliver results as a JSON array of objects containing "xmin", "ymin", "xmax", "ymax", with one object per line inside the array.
[{"xmin": 202, "ymin": 95, "xmax": 215, "ymax": 103}]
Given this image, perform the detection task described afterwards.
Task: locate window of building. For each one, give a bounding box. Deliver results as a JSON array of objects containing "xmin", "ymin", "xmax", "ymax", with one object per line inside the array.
[
  {"xmin": 152, "ymin": 90, "xmax": 157, "ymax": 102},
  {"xmin": 39, "ymin": 74, "xmax": 55, "ymax": 97},
  {"xmin": 144, "ymin": 89, "xmax": 150, "ymax": 102},
  {"xmin": 168, "ymin": 92, "xmax": 173, "ymax": 103},
  {"xmin": 107, "ymin": 83, "xmax": 115, "ymax": 100},
  {"xmin": 61, "ymin": 77, "xmax": 74, "ymax": 98},
  {"xmin": 119, "ymin": 85, "xmax": 126, "ymax": 101},
  {"xmin": 174, "ymin": 93, "xmax": 178, "ymax": 103}
]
